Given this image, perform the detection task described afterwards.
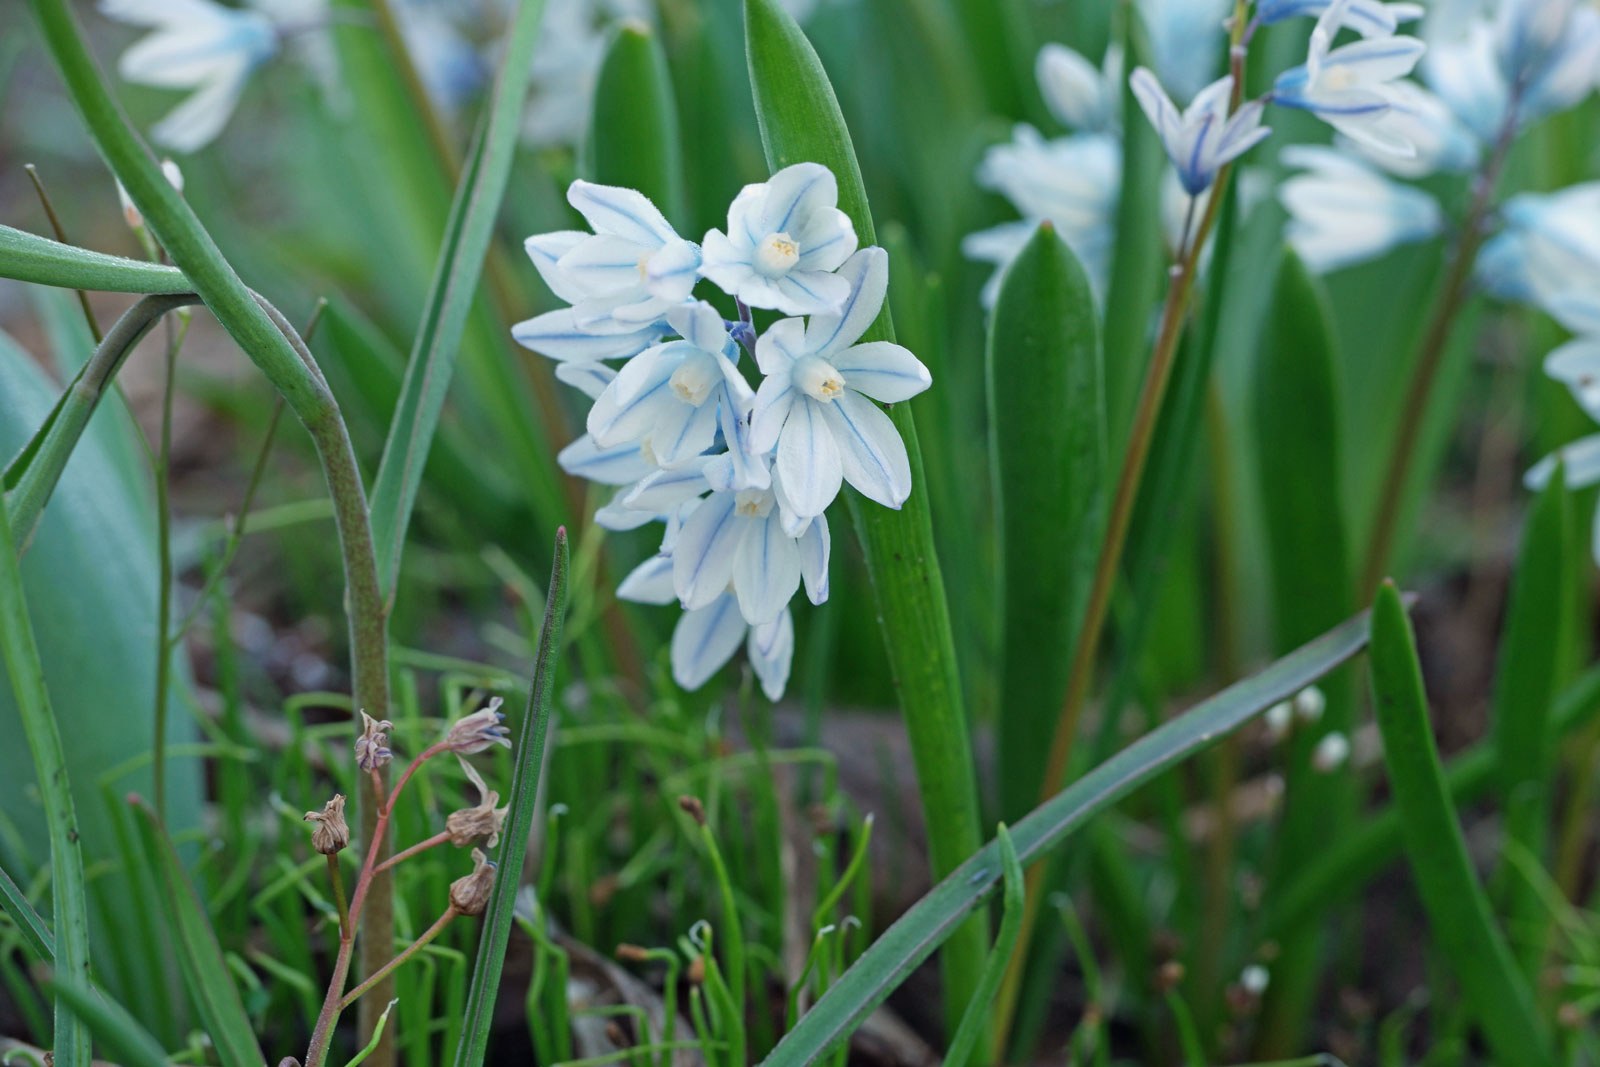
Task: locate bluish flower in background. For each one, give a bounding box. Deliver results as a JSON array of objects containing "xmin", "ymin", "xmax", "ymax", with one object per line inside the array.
[
  {"xmin": 1526, "ymin": 315, "xmax": 1600, "ymax": 560},
  {"xmin": 1477, "ymin": 184, "xmax": 1600, "ymax": 303},
  {"xmin": 1343, "ymin": 80, "xmax": 1480, "ymax": 177},
  {"xmin": 100, "ymin": 0, "xmax": 280, "ymax": 152},
  {"xmin": 965, "ymin": 129, "xmax": 1121, "ymax": 304},
  {"xmin": 749, "ymin": 249, "xmax": 932, "ymax": 524},
  {"xmin": 1135, "ymin": 0, "xmax": 1233, "ymax": 103},
  {"xmin": 1278, "ymin": 145, "xmax": 1444, "ymax": 271},
  {"xmin": 700, "ymin": 163, "xmax": 860, "ymax": 316},
  {"xmin": 395, "ymin": 0, "xmax": 489, "ymax": 114},
  {"xmin": 1273, "ymin": 0, "xmax": 1427, "ymax": 156},
  {"xmin": 1256, "ymin": 0, "xmax": 1423, "ymax": 37},
  {"xmin": 1036, "ymin": 42, "xmax": 1121, "ymax": 132},
  {"xmin": 1130, "ymin": 70, "xmax": 1271, "ymax": 197}
]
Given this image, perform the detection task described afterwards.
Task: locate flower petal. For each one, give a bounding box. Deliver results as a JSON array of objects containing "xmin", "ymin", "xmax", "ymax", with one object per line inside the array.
[
  {"xmin": 671, "ymin": 595, "xmax": 748, "ymax": 690},
  {"xmin": 672, "ymin": 491, "xmax": 741, "ymax": 610},
  {"xmin": 799, "ymin": 515, "xmax": 830, "ymax": 604},
  {"xmin": 568, "ymin": 180, "xmax": 677, "ymax": 246},
  {"xmin": 760, "ymin": 162, "xmax": 839, "ymax": 234},
  {"xmin": 820, "ymin": 391, "xmax": 912, "ymax": 509},
  {"xmin": 733, "ymin": 512, "xmax": 801, "ymax": 625},
  {"xmin": 749, "ymin": 375, "xmax": 797, "ymax": 454},
  {"xmin": 617, "ymin": 554, "xmax": 676, "ymax": 605},
  {"xmin": 557, "ymin": 434, "xmax": 654, "ymax": 486},
  {"xmin": 831, "ymin": 341, "xmax": 932, "ymax": 402},
  {"xmin": 747, "ymin": 609, "xmax": 794, "ymax": 701},
  {"xmin": 775, "ymin": 398, "xmax": 844, "ymax": 519},
  {"xmin": 803, "ymin": 248, "xmax": 889, "ymax": 358},
  {"xmin": 511, "ymin": 308, "xmax": 662, "ymax": 362}
]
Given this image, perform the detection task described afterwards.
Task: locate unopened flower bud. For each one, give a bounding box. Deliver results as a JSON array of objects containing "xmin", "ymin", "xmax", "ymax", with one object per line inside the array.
[
  {"xmin": 444, "ymin": 697, "xmax": 511, "ymax": 754},
  {"xmin": 1293, "ymin": 685, "xmax": 1326, "ymax": 723},
  {"xmin": 1241, "ymin": 964, "xmax": 1270, "ymax": 996},
  {"xmin": 356, "ymin": 711, "xmax": 394, "ymax": 772},
  {"xmin": 304, "ymin": 794, "xmax": 349, "ymax": 855},
  {"xmin": 678, "ymin": 795, "xmax": 706, "ymax": 826},
  {"xmin": 1312, "ymin": 731, "xmax": 1350, "ymax": 773},
  {"xmin": 445, "ymin": 757, "xmax": 508, "ymax": 847},
  {"xmin": 1264, "ymin": 700, "xmax": 1293, "ymax": 740},
  {"xmin": 616, "ymin": 943, "xmax": 651, "ymax": 963},
  {"xmin": 117, "ymin": 159, "xmax": 184, "ymax": 231},
  {"xmin": 450, "ymin": 848, "xmax": 497, "ymax": 916}
]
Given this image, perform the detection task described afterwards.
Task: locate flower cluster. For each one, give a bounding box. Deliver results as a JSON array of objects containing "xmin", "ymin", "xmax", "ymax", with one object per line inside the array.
[
  {"xmin": 967, "ymin": 0, "xmax": 1430, "ymax": 292},
  {"xmin": 1278, "ymin": 0, "xmax": 1600, "ymax": 272},
  {"xmin": 514, "ymin": 166, "xmax": 932, "ymax": 699}
]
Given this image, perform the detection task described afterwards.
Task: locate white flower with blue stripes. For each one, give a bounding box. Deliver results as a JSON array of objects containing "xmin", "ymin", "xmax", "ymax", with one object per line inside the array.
[
  {"xmin": 1255, "ymin": 0, "xmax": 1423, "ymax": 38},
  {"xmin": 1278, "ymin": 146, "xmax": 1444, "ymax": 271},
  {"xmin": 1130, "ymin": 70, "xmax": 1271, "ymax": 196},
  {"xmin": 1273, "ymin": 0, "xmax": 1427, "ymax": 156},
  {"xmin": 700, "ymin": 163, "xmax": 860, "ymax": 316},
  {"xmin": 750, "ymin": 249, "xmax": 932, "ymax": 524}
]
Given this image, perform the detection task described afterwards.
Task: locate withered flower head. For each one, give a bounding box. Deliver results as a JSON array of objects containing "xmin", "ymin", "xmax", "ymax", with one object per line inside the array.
[
  {"xmin": 304, "ymin": 793, "xmax": 349, "ymax": 855},
  {"xmin": 449, "ymin": 848, "xmax": 497, "ymax": 916},
  {"xmin": 443, "ymin": 697, "xmax": 511, "ymax": 754},
  {"xmin": 445, "ymin": 756, "xmax": 509, "ymax": 847},
  {"xmin": 355, "ymin": 710, "xmax": 394, "ymax": 772}
]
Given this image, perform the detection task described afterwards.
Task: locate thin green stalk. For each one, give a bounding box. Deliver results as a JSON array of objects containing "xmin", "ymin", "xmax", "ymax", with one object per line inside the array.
[
  {"xmin": 741, "ymin": 0, "xmax": 988, "ymax": 1035},
  {"xmin": 995, "ymin": 13, "xmax": 1252, "ymax": 1051},
  {"xmin": 152, "ymin": 310, "xmax": 190, "ymax": 821},
  {"xmin": 0, "ymin": 225, "xmax": 188, "ymax": 294},
  {"xmin": 0, "ymin": 491, "xmax": 91, "ymax": 1067},
  {"xmin": 27, "ymin": 2, "xmax": 395, "ymax": 1042},
  {"xmin": 1359, "ymin": 100, "xmax": 1522, "ymax": 594},
  {"xmin": 23, "ymin": 164, "xmax": 103, "ymax": 343},
  {"xmin": 339, "ymin": 907, "xmax": 459, "ymax": 1010},
  {"xmin": 942, "ymin": 826, "xmax": 1024, "ymax": 1067}
]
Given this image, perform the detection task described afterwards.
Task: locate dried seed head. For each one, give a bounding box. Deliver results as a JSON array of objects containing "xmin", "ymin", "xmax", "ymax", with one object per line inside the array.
[
  {"xmin": 445, "ymin": 757, "xmax": 508, "ymax": 847},
  {"xmin": 450, "ymin": 848, "xmax": 497, "ymax": 916},
  {"xmin": 1155, "ymin": 960, "xmax": 1185, "ymax": 993},
  {"xmin": 677, "ymin": 795, "xmax": 706, "ymax": 826},
  {"xmin": 686, "ymin": 955, "xmax": 706, "ymax": 984},
  {"xmin": 444, "ymin": 697, "xmax": 511, "ymax": 754},
  {"xmin": 355, "ymin": 711, "xmax": 394, "ymax": 772},
  {"xmin": 304, "ymin": 794, "xmax": 349, "ymax": 855},
  {"xmin": 616, "ymin": 943, "xmax": 651, "ymax": 963}
]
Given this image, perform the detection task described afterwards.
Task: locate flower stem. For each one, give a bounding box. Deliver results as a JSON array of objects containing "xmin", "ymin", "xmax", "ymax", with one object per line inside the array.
[
  {"xmin": 990, "ymin": 13, "xmax": 1252, "ymax": 1057},
  {"xmin": 338, "ymin": 907, "xmax": 459, "ymax": 1012},
  {"xmin": 327, "ymin": 854, "xmax": 351, "ymax": 942},
  {"xmin": 1359, "ymin": 94, "xmax": 1523, "ymax": 595},
  {"xmin": 372, "ymin": 830, "xmax": 451, "ymax": 875}
]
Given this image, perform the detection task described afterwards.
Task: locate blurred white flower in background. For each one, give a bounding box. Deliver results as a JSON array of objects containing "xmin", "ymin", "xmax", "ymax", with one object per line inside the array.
[
  {"xmin": 100, "ymin": 0, "xmax": 281, "ymax": 152},
  {"xmin": 1278, "ymin": 146, "xmax": 1443, "ymax": 271}
]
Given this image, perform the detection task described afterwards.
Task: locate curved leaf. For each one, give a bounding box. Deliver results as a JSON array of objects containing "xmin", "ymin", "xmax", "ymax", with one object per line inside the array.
[{"xmin": 587, "ymin": 20, "xmax": 685, "ymax": 220}]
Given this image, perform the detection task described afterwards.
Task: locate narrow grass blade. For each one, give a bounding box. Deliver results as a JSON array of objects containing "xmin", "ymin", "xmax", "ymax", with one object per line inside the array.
[
  {"xmin": 942, "ymin": 825, "xmax": 1024, "ymax": 1067},
  {"xmin": 1366, "ymin": 582, "xmax": 1553, "ymax": 1066},
  {"xmin": 587, "ymin": 20, "xmax": 685, "ymax": 220},
  {"xmin": 50, "ymin": 980, "xmax": 170, "ymax": 1067},
  {"xmin": 346, "ymin": 999, "xmax": 400, "ymax": 1067},
  {"xmin": 743, "ymin": 0, "xmax": 988, "ymax": 1035},
  {"xmin": 1490, "ymin": 469, "xmax": 1571, "ymax": 975},
  {"xmin": 0, "ymin": 224, "xmax": 189, "ymax": 295},
  {"xmin": 130, "ymin": 798, "xmax": 266, "ymax": 1067},
  {"xmin": 1253, "ymin": 250, "xmax": 1357, "ymax": 1049},
  {"xmin": 453, "ymin": 528, "xmax": 570, "ymax": 1067},
  {"xmin": 988, "ymin": 222, "xmax": 1105, "ymax": 825},
  {"xmin": 0, "ymin": 489, "xmax": 91, "ymax": 1067},
  {"xmin": 760, "ymin": 607, "xmax": 1377, "ymax": 1066},
  {"xmin": 0, "ymin": 861, "xmax": 55, "ymax": 964},
  {"xmin": 368, "ymin": 0, "xmax": 548, "ymax": 599}
]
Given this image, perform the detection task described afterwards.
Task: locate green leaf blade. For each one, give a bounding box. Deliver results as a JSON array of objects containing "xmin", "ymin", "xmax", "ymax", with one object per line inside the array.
[
  {"xmin": 1367, "ymin": 582, "xmax": 1553, "ymax": 1067},
  {"xmin": 761, "ymin": 607, "xmax": 1378, "ymax": 1066},
  {"xmin": 453, "ymin": 528, "xmax": 570, "ymax": 1067},
  {"xmin": 988, "ymin": 222, "xmax": 1105, "ymax": 825},
  {"xmin": 586, "ymin": 20, "xmax": 685, "ymax": 219}
]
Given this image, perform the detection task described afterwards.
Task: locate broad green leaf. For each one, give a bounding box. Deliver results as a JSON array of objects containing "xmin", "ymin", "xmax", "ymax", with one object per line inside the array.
[
  {"xmin": 1252, "ymin": 250, "xmax": 1357, "ymax": 1049},
  {"xmin": 0, "ymin": 490, "xmax": 90, "ymax": 1067},
  {"xmin": 743, "ymin": 0, "xmax": 988, "ymax": 1032},
  {"xmin": 988, "ymin": 222, "xmax": 1105, "ymax": 826},
  {"xmin": 0, "ymin": 331, "xmax": 202, "ymax": 1031},
  {"xmin": 761, "ymin": 607, "xmax": 1378, "ymax": 1066},
  {"xmin": 946, "ymin": 0, "xmax": 1031, "ymax": 116},
  {"xmin": 367, "ymin": 0, "xmax": 550, "ymax": 599},
  {"xmin": 586, "ymin": 20, "xmax": 685, "ymax": 220},
  {"xmin": 0, "ymin": 224, "xmax": 189, "ymax": 295},
  {"xmin": 453, "ymin": 530, "xmax": 570, "ymax": 1067},
  {"xmin": 1367, "ymin": 583, "xmax": 1553, "ymax": 1067},
  {"xmin": 1494, "ymin": 469, "xmax": 1571, "ymax": 973},
  {"xmin": 131, "ymin": 799, "xmax": 266, "ymax": 1067}
]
